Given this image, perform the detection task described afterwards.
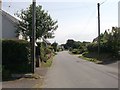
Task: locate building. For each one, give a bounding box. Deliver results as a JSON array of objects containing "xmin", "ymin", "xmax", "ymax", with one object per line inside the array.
[
  {"xmin": 118, "ymin": 1, "xmax": 120, "ymax": 27},
  {"xmin": 1, "ymin": 10, "xmax": 20, "ymax": 39}
]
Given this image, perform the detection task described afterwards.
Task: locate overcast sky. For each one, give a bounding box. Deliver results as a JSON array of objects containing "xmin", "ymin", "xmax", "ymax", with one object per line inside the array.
[{"xmin": 2, "ymin": 0, "xmax": 119, "ymax": 44}]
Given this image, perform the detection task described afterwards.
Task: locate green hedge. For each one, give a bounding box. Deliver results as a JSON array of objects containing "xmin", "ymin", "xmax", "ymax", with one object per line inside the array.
[
  {"xmin": 37, "ymin": 42, "xmax": 53, "ymax": 62},
  {"xmin": 71, "ymin": 49, "xmax": 84, "ymax": 54},
  {"xmin": 2, "ymin": 40, "xmax": 32, "ymax": 75},
  {"xmin": 40, "ymin": 42, "xmax": 47, "ymax": 62},
  {"xmin": 87, "ymin": 43, "xmax": 111, "ymax": 53}
]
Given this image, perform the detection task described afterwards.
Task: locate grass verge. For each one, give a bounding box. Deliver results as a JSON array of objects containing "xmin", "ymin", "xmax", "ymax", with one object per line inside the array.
[
  {"xmin": 41, "ymin": 55, "xmax": 54, "ymax": 68},
  {"xmin": 79, "ymin": 54, "xmax": 103, "ymax": 64}
]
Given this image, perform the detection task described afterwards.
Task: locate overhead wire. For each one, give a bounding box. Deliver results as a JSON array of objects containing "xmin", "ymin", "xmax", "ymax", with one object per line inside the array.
[
  {"xmin": 65, "ymin": 7, "xmax": 97, "ymax": 41},
  {"xmin": 67, "ymin": 0, "xmax": 110, "ymax": 41},
  {"xmin": 100, "ymin": 0, "xmax": 108, "ymax": 5}
]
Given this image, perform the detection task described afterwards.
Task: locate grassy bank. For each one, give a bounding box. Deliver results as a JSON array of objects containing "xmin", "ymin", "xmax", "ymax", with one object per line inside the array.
[
  {"xmin": 79, "ymin": 55, "xmax": 97, "ymax": 62},
  {"xmin": 79, "ymin": 52, "xmax": 118, "ymax": 64},
  {"xmin": 41, "ymin": 53, "xmax": 55, "ymax": 68}
]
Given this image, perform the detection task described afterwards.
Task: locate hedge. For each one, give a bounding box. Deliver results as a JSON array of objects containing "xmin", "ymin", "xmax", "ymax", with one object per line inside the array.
[
  {"xmin": 87, "ymin": 42, "xmax": 112, "ymax": 53},
  {"xmin": 71, "ymin": 49, "xmax": 84, "ymax": 54},
  {"xmin": 2, "ymin": 40, "xmax": 32, "ymax": 75}
]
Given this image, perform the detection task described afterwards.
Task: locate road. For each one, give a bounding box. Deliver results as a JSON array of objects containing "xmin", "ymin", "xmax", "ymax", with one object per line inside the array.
[{"xmin": 43, "ymin": 51, "xmax": 118, "ymax": 88}]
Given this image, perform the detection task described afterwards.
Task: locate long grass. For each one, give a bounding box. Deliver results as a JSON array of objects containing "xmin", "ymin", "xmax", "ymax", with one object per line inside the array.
[{"xmin": 41, "ymin": 54, "xmax": 54, "ymax": 67}]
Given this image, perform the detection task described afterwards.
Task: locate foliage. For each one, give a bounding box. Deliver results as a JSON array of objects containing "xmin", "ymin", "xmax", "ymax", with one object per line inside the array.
[
  {"xmin": 2, "ymin": 40, "xmax": 32, "ymax": 75},
  {"xmin": 15, "ymin": 4, "xmax": 58, "ymax": 41},
  {"xmin": 40, "ymin": 42, "xmax": 47, "ymax": 62},
  {"xmin": 91, "ymin": 27, "xmax": 120, "ymax": 57},
  {"xmin": 45, "ymin": 47, "xmax": 52, "ymax": 54},
  {"xmin": 71, "ymin": 49, "xmax": 84, "ymax": 54},
  {"xmin": 87, "ymin": 43, "xmax": 98, "ymax": 52},
  {"xmin": 2, "ymin": 66, "xmax": 11, "ymax": 81},
  {"xmin": 51, "ymin": 42, "xmax": 58, "ymax": 52},
  {"xmin": 106, "ymin": 27, "xmax": 120, "ymax": 56},
  {"xmin": 39, "ymin": 42, "xmax": 53, "ymax": 62},
  {"xmin": 65, "ymin": 39, "xmax": 75, "ymax": 49},
  {"xmin": 41, "ymin": 55, "xmax": 54, "ymax": 67},
  {"xmin": 64, "ymin": 39, "xmax": 89, "ymax": 54},
  {"xmin": 79, "ymin": 55, "xmax": 97, "ymax": 63}
]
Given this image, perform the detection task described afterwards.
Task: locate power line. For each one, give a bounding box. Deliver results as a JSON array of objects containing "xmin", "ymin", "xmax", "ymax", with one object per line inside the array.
[{"xmin": 100, "ymin": 0, "xmax": 108, "ymax": 5}]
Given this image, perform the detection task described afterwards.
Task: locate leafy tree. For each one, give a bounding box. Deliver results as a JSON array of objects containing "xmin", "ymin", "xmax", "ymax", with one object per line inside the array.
[
  {"xmin": 51, "ymin": 42, "xmax": 58, "ymax": 52},
  {"xmin": 89, "ymin": 27, "xmax": 120, "ymax": 57},
  {"xmin": 72, "ymin": 41, "xmax": 81, "ymax": 49},
  {"xmin": 107, "ymin": 27, "xmax": 120, "ymax": 55},
  {"xmin": 15, "ymin": 4, "xmax": 58, "ymax": 41},
  {"xmin": 65, "ymin": 39, "xmax": 75, "ymax": 49}
]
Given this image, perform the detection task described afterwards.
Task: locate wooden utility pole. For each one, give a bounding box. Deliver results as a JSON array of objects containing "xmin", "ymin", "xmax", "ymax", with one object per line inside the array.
[
  {"xmin": 31, "ymin": 0, "xmax": 36, "ymax": 73},
  {"xmin": 97, "ymin": 3, "xmax": 100, "ymax": 60}
]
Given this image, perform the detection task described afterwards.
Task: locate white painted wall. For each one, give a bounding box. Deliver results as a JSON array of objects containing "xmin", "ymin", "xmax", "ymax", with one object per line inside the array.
[{"xmin": 2, "ymin": 13, "xmax": 18, "ymax": 39}]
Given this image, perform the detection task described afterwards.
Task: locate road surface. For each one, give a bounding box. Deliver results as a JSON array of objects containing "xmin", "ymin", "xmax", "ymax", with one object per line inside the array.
[{"xmin": 43, "ymin": 51, "xmax": 118, "ymax": 88}]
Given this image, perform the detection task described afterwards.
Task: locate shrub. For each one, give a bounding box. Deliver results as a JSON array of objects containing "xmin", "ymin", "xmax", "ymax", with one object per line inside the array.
[
  {"xmin": 45, "ymin": 48, "xmax": 52, "ymax": 54},
  {"xmin": 87, "ymin": 42, "xmax": 113, "ymax": 53},
  {"xmin": 40, "ymin": 42, "xmax": 47, "ymax": 62},
  {"xmin": 2, "ymin": 40, "xmax": 31, "ymax": 74},
  {"xmin": 82, "ymin": 52, "xmax": 89, "ymax": 57},
  {"xmin": 71, "ymin": 49, "xmax": 78, "ymax": 54},
  {"xmin": 71, "ymin": 49, "xmax": 84, "ymax": 54},
  {"xmin": 2, "ymin": 65, "xmax": 11, "ymax": 80},
  {"xmin": 87, "ymin": 43, "xmax": 98, "ymax": 52}
]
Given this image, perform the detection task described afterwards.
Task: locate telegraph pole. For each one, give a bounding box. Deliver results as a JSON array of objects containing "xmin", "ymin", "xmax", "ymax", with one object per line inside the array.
[
  {"xmin": 31, "ymin": 0, "xmax": 36, "ymax": 73},
  {"xmin": 97, "ymin": 3, "xmax": 100, "ymax": 60}
]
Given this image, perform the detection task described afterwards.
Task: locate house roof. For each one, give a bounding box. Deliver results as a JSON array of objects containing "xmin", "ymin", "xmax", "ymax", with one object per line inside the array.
[
  {"xmin": 42, "ymin": 38, "xmax": 51, "ymax": 45},
  {"xmin": 1, "ymin": 10, "xmax": 19, "ymax": 24}
]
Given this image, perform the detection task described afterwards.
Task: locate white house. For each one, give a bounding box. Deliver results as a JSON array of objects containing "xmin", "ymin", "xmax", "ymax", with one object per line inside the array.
[{"xmin": 1, "ymin": 10, "xmax": 21, "ymax": 39}]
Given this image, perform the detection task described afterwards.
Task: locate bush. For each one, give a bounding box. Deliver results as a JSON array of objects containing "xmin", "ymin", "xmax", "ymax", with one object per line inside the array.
[
  {"xmin": 45, "ymin": 48, "xmax": 52, "ymax": 54},
  {"xmin": 87, "ymin": 42, "xmax": 112, "ymax": 53},
  {"xmin": 37, "ymin": 42, "xmax": 54, "ymax": 63},
  {"xmin": 40, "ymin": 42, "xmax": 47, "ymax": 62},
  {"xmin": 71, "ymin": 49, "xmax": 84, "ymax": 54},
  {"xmin": 2, "ymin": 66, "xmax": 11, "ymax": 80},
  {"xmin": 87, "ymin": 43, "xmax": 98, "ymax": 52},
  {"xmin": 2, "ymin": 40, "xmax": 32, "ymax": 74},
  {"xmin": 71, "ymin": 49, "xmax": 78, "ymax": 54},
  {"xmin": 82, "ymin": 52, "xmax": 89, "ymax": 57}
]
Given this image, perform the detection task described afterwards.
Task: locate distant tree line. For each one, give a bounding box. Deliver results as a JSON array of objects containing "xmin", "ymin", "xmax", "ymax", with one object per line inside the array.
[{"xmin": 63, "ymin": 39, "xmax": 90, "ymax": 54}]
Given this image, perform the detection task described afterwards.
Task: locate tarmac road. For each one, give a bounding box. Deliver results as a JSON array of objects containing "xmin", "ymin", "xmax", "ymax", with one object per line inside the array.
[{"xmin": 43, "ymin": 51, "xmax": 118, "ymax": 88}]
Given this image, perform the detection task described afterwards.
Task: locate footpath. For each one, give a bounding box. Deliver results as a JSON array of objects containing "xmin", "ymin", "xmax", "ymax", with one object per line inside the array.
[{"xmin": 2, "ymin": 67, "xmax": 47, "ymax": 88}]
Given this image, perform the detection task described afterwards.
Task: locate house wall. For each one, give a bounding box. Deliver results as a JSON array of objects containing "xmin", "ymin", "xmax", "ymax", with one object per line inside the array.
[{"xmin": 2, "ymin": 14, "xmax": 18, "ymax": 39}]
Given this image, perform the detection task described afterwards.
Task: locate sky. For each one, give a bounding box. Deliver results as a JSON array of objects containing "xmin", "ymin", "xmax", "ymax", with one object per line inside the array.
[{"xmin": 2, "ymin": 0, "xmax": 119, "ymax": 44}]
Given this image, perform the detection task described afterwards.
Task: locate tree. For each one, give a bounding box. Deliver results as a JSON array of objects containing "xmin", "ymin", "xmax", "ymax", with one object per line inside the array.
[
  {"xmin": 107, "ymin": 27, "xmax": 120, "ymax": 55},
  {"xmin": 15, "ymin": 4, "xmax": 58, "ymax": 41},
  {"xmin": 51, "ymin": 42, "xmax": 58, "ymax": 52},
  {"xmin": 65, "ymin": 39, "xmax": 75, "ymax": 50},
  {"xmin": 91, "ymin": 27, "xmax": 120, "ymax": 56}
]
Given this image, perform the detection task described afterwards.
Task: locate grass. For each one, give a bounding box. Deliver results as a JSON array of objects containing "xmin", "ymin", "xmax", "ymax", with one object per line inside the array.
[
  {"xmin": 78, "ymin": 52, "xmax": 117, "ymax": 64},
  {"xmin": 79, "ymin": 55, "xmax": 98, "ymax": 63}
]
